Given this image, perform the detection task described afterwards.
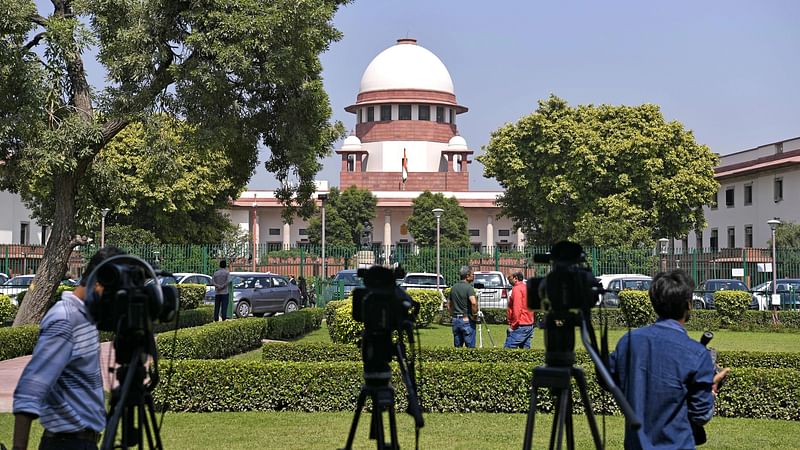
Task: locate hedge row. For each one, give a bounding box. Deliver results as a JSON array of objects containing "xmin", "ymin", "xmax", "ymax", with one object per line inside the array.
[
  {"xmin": 157, "ymin": 309, "xmax": 325, "ymax": 359},
  {"xmin": 152, "ymin": 359, "xmax": 800, "ymax": 419},
  {"xmin": 0, "ymin": 295, "xmax": 17, "ymax": 325},
  {"xmin": 0, "ymin": 306, "xmax": 216, "ymax": 362},
  {"xmin": 262, "ymin": 342, "xmax": 800, "ymax": 370},
  {"xmin": 175, "ymin": 284, "xmax": 207, "ymax": 310}
]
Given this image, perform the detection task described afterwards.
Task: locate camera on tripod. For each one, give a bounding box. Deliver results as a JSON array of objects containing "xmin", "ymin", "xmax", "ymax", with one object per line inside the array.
[
  {"xmin": 352, "ymin": 266, "xmax": 419, "ymax": 332},
  {"xmin": 526, "ymin": 241, "xmax": 601, "ymax": 312},
  {"xmin": 85, "ymin": 255, "xmax": 178, "ymax": 334}
]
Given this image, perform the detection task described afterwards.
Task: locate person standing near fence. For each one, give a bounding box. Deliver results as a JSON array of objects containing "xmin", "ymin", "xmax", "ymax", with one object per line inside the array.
[
  {"xmin": 504, "ymin": 271, "xmax": 534, "ymax": 349},
  {"xmin": 212, "ymin": 260, "xmax": 231, "ymax": 321},
  {"xmin": 448, "ymin": 266, "xmax": 478, "ymax": 348}
]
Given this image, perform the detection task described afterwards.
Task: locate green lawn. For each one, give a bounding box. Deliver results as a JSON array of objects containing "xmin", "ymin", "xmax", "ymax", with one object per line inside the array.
[{"xmin": 2, "ymin": 412, "xmax": 797, "ymax": 449}]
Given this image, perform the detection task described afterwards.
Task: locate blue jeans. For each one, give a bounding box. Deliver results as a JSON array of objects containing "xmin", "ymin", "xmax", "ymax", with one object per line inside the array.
[
  {"xmin": 214, "ymin": 293, "xmax": 229, "ymax": 321},
  {"xmin": 504, "ymin": 324, "xmax": 533, "ymax": 349},
  {"xmin": 452, "ymin": 317, "xmax": 476, "ymax": 348}
]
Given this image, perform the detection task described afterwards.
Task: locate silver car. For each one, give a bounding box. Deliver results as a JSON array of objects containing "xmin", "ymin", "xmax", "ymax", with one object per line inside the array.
[
  {"xmin": 229, "ymin": 272, "xmax": 302, "ymax": 318},
  {"xmin": 473, "ymin": 271, "xmax": 511, "ymax": 309}
]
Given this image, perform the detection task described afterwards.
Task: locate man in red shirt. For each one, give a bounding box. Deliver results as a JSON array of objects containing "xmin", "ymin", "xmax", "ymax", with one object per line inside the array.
[{"xmin": 504, "ymin": 271, "xmax": 535, "ymax": 349}]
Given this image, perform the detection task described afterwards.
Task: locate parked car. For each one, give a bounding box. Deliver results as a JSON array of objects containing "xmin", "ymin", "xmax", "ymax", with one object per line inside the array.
[
  {"xmin": 472, "ymin": 271, "xmax": 511, "ymax": 309},
  {"xmin": 331, "ymin": 269, "xmax": 363, "ymax": 298},
  {"xmin": 400, "ymin": 272, "xmax": 446, "ymax": 291},
  {"xmin": 750, "ymin": 279, "xmax": 800, "ymax": 310},
  {"xmin": 216, "ymin": 272, "xmax": 302, "ymax": 318},
  {"xmin": 693, "ymin": 278, "xmax": 749, "ymax": 310},
  {"xmin": 596, "ymin": 274, "xmax": 652, "ymax": 307},
  {"xmin": 173, "ymin": 273, "xmax": 214, "ymax": 292},
  {"xmin": 0, "ymin": 275, "xmax": 36, "ymax": 300},
  {"xmin": 0, "ymin": 273, "xmax": 8, "ymax": 285}
]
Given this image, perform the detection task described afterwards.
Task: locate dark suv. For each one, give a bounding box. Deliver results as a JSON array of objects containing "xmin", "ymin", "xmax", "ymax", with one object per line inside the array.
[
  {"xmin": 228, "ymin": 272, "xmax": 302, "ymax": 318},
  {"xmin": 693, "ymin": 279, "xmax": 749, "ymax": 310}
]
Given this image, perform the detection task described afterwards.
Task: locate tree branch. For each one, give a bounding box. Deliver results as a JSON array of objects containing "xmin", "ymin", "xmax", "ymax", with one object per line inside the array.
[
  {"xmin": 30, "ymin": 14, "xmax": 47, "ymax": 27},
  {"xmin": 23, "ymin": 32, "xmax": 46, "ymax": 51}
]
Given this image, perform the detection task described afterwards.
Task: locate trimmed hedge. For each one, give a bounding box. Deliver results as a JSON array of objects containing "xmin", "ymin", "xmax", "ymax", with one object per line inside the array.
[
  {"xmin": 0, "ymin": 325, "xmax": 39, "ymax": 360},
  {"xmin": 0, "ymin": 306, "xmax": 216, "ymax": 362},
  {"xmin": 619, "ymin": 290, "xmax": 655, "ymax": 327},
  {"xmin": 264, "ymin": 309, "xmax": 324, "ymax": 340},
  {"xmin": 175, "ymin": 284, "xmax": 206, "ymax": 310},
  {"xmin": 157, "ymin": 318, "xmax": 266, "ymax": 359},
  {"xmin": 0, "ymin": 294, "xmax": 17, "ymax": 325},
  {"xmin": 714, "ymin": 290, "xmax": 752, "ymax": 328},
  {"xmin": 153, "ymin": 359, "xmax": 800, "ymax": 419},
  {"xmin": 405, "ymin": 289, "xmax": 443, "ymax": 326},
  {"xmin": 262, "ymin": 342, "xmax": 800, "ymax": 370}
]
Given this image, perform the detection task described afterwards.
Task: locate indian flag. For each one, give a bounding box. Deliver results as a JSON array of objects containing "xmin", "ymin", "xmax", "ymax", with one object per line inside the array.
[{"xmin": 402, "ymin": 148, "xmax": 408, "ymax": 183}]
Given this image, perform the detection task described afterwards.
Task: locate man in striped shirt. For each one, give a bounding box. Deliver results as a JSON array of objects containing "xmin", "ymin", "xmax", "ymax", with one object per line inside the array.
[{"xmin": 13, "ymin": 247, "xmax": 124, "ymax": 450}]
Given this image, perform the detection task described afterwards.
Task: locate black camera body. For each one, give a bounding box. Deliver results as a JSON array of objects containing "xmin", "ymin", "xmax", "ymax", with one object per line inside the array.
[
  {"xmin": 352, "ymin": 266, "xmax": 418, "ymax": 333},
  {"xmin": 527, "ymin": 241, "xmax": 601, "ymax": 312},
  {"xmin": 85, "ymin": 255, "xmax": 178, "ymax": 334}
]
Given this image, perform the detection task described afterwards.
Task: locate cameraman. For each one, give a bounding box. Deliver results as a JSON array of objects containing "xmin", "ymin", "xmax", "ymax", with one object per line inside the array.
[
  {"xmin": 448, "ymin": 266, "xmax": 478, "ymax": 348},
  {"xmin": 12, "ymin": 246, "xmax": 125, "ymax": 450},
  {"xmin": 609, "ymin": 269, "xmax": 730, "ymax": 449}
]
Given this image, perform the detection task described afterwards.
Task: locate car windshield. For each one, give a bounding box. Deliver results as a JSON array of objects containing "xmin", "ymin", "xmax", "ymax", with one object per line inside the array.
[
  {"xmin": 622, "ymin": 280, "xmax": 651, "ymax": 290},
  {"xmin": 405, "ymin": 275, "xmax": 443, "ymax": 286},
  {"xmin": 4, "ymin": 277, "xmax": 32, "ymax": 286},
  {"xmin": 717, "ymin": 281, "xmax": 747, "ymax": 291},
  {"xmin": 474, "ymin": 273, "xmax": 504, "ymax": 288},
  {"xmin": 334, "ymin": 272, "xmax": 361, "ymax": 286}
]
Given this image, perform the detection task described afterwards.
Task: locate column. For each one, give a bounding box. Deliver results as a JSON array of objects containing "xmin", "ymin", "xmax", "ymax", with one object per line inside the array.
[
  {"xmin": 283, "ymin": 222, "xmax": 291, "ymax": 249},
  {"xmin": 486, "ymin": 215, "xmax": 494, "ymax": 251},
  {"xmin": 517, "ymin": 228, "xmax": 526, "ymax": 252},
  {"xmin": 384, "ymin": 212, "xmax": 392, "ymax": 266}
]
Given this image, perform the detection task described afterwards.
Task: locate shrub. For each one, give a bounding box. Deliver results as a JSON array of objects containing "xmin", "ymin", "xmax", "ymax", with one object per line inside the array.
[
  {"xmin": 326, "ymin": 301, "xmax": 362, "ymax": 345},
  {"xmin": 263, "ymin": 309, "xmax": 324, "ymax": 340},
  {"xmin": 406, "ymin": 289, "xmax": 443, "ymax": 327},
  {"xmin": 0, "ymin": 325, "xmax": 39, "ymax": 360},
  {"xmin": 156, "ymin": 318, "xmax": 265, "ymax": 359},
  {"xmin": 731, "ymin": 310, "xmax": 800, "ymax": 332},
  {"xmin": 153, "ymin": 359, "xmax": 800, "ymax": 419},
  {"xmin": 618, "ymin": 290, "xmax": 655, "ymax": 327},
  {"xmin": 153, "ymin": 306, "xmax": 215, "ymax": 334},
  {"xmin": 0, "ymin": 295, "xmax": 18, "ymax": 324},
  {"xmin": 713, "ymin": 291, "xmax": 754, "ymax": 328},
  {"xmin": 175, "ymin": 284, "xmax": 206, "ymax": 310}
]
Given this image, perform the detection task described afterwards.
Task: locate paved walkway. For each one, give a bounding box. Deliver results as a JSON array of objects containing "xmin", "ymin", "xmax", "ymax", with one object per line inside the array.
[{"xmin": 0, "ymin": 342, "xmax": 116, "ymax": 413}]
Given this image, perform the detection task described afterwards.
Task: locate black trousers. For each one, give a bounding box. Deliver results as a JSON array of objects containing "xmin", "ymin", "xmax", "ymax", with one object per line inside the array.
[{"xmin": 39, "ymin": 435, "xmax": 98, "ymax": 450}]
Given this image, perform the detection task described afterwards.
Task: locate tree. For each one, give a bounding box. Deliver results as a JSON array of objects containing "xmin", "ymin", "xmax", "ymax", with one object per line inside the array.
[
  {"xmin": 407, "ymin": 191, "xmax": 470, "ymax": 248},
  {"xmin": 773, "ymin": 222, "xmax": 800, "ymax": 249},
  {"xmin": 478, "ymin": 95, "xmax": 719, "ymax": 248},
  {"xmin": 2, "ymin": 0, "xmax": 347, "ymax": 325},
  {"xmin": 87, "ymin": 118, "xmax": 239, "ymax": 243},
  {"xmin": 307, "ymin": 186, "xmax": 377, "ymax": 249}
]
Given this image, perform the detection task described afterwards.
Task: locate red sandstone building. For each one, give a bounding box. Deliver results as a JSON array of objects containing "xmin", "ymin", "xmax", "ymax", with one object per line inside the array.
[{"xmin": 228, "ymin": 38, "xmax": 523, "ymax": 257}]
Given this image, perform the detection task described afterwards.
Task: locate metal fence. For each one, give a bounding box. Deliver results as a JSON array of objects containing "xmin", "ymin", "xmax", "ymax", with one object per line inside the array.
[{"xmin": 2, "ymin": 243, "xmax": 799, "ymax": 291}]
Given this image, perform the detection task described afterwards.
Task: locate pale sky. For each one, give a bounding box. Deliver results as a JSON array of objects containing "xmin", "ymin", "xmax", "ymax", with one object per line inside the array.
[
  {"xmin": 251, "ymin": 0, "xmax": 800, "ymax": 191},
  {"xmin": 31, "ymin": 0, "xmax": 800, "ymax": 191}
]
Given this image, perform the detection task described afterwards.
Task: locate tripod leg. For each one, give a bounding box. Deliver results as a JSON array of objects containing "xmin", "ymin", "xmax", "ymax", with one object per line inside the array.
[
  {"xmin": 572, "ymin": 369, "xmax": 603, "ymax": 449},
  {"xmin": 372, "ymin": 404, "xmax": 385, "ymax": 449},
  {"xmin": 552, "ymin": 388, "xmax": 570, "ymax": 450},
  {"xmin": 522, "ymin": 376, "xmax": 539, "ymax": 450},
  {"xmin": 342, "ymin": 388, "xmax": 369, "ymax": 450},
  {"xmin": 144, "ymin": 394, "xmax": 164, "ymax": 450},
  {"xmin": 565, "ymin": 395, "xmax": 574, "ymax": 450},
  {"xmin": 387, "ymin": 404, "xmax": 399, "ymax": 450}
]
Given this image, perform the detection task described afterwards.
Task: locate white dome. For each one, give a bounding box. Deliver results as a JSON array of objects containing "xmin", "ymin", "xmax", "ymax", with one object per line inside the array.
[
  {"xmin": 341, "ymin": 135, "xmax": 362, "ymax": 151},
  {"xmin": 359, "ymin": 39, "xmax": 454, "ymax": 94},
  {"xmin": 448, "ymin": 135, "xmax": 468, "ymax": 150}
]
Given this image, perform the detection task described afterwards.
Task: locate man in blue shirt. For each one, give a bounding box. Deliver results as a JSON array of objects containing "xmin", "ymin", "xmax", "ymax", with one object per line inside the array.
[
  {"xmin": 13, "ymin": 247, "xmax": 124, "ymax": 450},
  {"xmin": 609, "ymin": 269, "xmax": 730, "ymax": 449}
]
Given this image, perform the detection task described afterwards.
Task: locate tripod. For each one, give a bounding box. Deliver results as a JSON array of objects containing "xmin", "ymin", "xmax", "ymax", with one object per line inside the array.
[
  {"xmin": 341, "ymin": 325, "xmax": 423, "ymax": 450},
  {"xmin": 521, "ymin": 310, "xmax": 640, "ymax": 450},
  {"xmin": 101, "ymin": 337, "xmax": 163, "ymax": 450}
]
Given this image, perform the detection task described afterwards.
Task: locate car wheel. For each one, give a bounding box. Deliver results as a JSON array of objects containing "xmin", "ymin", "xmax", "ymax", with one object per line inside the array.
[
  {"xmin": 235, "ymin": 300, "xmax": 251, "ymax": 318},
  {"xmin": 692, "ymin": 299, "xmax": 704, "ymax": 310},
  {"xmin": 284, "ymin": 300, "xmax": 298, "ymax": 314}
]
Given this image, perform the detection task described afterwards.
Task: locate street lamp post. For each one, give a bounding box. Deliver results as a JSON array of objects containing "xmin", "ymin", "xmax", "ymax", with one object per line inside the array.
[
  {"xmin": 319, "ymin": 193, "xmax": 328, "ymax": 278},
  {"xmin": 768, "ymin": 219, "xmax": 781, "ymax": 317},
  {"xmin": 100, "ymin": 208, "xmax": 110, "ymax": 248},
  {"xmin": 432, "ymin": 208, "xmax": 444, "ymax": 293},
  {"xmin": 659, "ymin": 238, "xmax": 669, "ymax": 272}
]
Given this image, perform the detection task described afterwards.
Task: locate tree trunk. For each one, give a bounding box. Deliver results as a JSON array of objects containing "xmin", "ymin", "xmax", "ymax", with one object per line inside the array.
[{"xmin": 13, "ymin": 174, "xmax": 80, "ymax": 325}]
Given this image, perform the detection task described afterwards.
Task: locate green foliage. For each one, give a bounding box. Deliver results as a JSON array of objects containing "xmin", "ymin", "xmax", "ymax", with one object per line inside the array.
[
  {"xmin": 157, "ymin": 318, "xmax": 266, "ymax": 360},
  {"xmin": 263, "ymin": 309, "xmax": 324, "ymax": 340},
  {"xmin": 153, "ymin": 359, "xmax": 800, "ymax": 419},
  {"xmin": 773, "ymin": 222, "xmax": 800, "ymax": 249},
  {"xmin": 325, "ymin": 300, "xmax": 362, "ymax": 345},
  {"xmin": 402, "ymin": 247, "xmax": 472, "ymax": 286},
  {"xmin": 714, "ymin": 291, "xmax": 752, "ymax": 328},
  {"xmin": 728, "ymin": 310, "xmax": 800, "ymax": 332},
  {"xmin": 479, "ymin": 95, "xmax": 719, "ymax": 248},
  {"xmin": 105, "ymin": 224, "xmax": 160, "ymax": 247},
  {"xmin": 175, "ymin": 284, "xmax": 206, "ymax": 310},
  {"xmin": 0, "ymin": 325, "xmax": 39, "ymax": 361},
  {"xmin": 307, "ymin": 186, "xmax": 377, "ymax": 248},
  {"xmin": 618, "ymin": 290, "xmax": 655, "ymax": 327},
  {"xmin": 406, "ymin": 289, "xmax": 443, "ymax": 327},
  {"xmin": 406, "ymin": 191, "xmax": 470, "ymax": 247},
  {"xmin": 0, "ymin": 295, "xmax": 18, "ymax": 324},
  {"xmin": 2, "ymin": 0, "xmax": 348, "ymax": 324}
]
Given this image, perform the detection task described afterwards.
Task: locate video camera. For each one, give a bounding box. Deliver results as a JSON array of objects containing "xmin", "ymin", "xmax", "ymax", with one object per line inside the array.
[
  {"xmin": 352, "ymin": 266, "xmax": 419, "ymax": 333},
  {"xmin": 526, "ymin": 241, "xmax": 601, "ymax": 312},
  {"xmin": 85, "ymin": 255, "xmax": 178, "ymax": 334}
]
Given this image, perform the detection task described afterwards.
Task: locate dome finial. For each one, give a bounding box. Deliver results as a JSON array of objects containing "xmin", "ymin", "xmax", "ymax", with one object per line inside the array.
[{"xmin": 397, "ymin": 38, "xmax": 417, "ymax": 45}]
